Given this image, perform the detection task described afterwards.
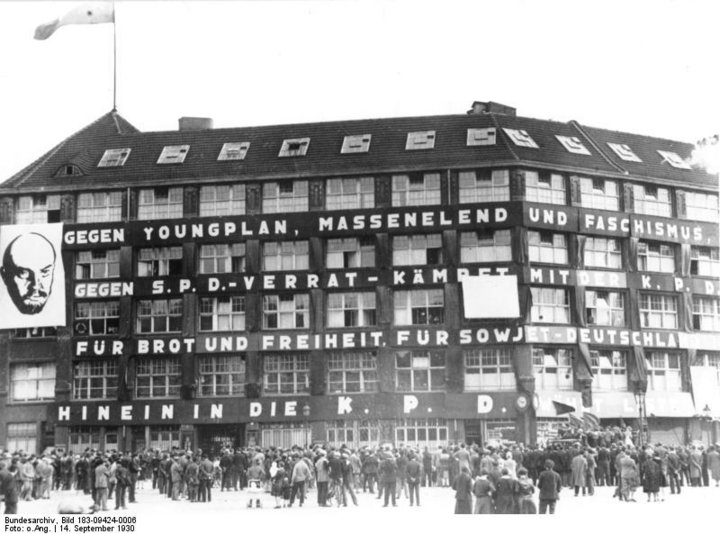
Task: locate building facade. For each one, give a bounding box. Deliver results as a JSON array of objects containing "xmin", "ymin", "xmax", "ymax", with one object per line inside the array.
[{"xmin": 1, "ymin": 102, "xmax": 719, "ymax": 455}]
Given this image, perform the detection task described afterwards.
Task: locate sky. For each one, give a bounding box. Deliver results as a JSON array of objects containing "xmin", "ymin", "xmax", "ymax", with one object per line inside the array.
[{"xmin": 0, "ymin": 0, "xmax": 719, "ymax": 182}]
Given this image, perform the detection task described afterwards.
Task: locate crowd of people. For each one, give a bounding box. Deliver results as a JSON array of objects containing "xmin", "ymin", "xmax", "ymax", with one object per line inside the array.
[{"xmin": 1, "ymin": 432, "xmax": 719, "ymax": 515}]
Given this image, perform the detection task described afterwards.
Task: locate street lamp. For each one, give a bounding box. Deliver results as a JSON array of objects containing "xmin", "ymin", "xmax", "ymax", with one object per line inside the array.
[
  {"xmin": 702, "ymin": 404, "xmax": 712, "ymax": 446},
  {"xmin": 633, "ymin": 390, "xmax": 648, "ymax": 448},
  {"xmin": 302, "ymin": 403, "xmax": 311, "ymax": 447}
]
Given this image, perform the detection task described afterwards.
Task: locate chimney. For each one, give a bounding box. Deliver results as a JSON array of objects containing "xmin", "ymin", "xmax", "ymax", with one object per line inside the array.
[
  {"xmin": 178, "ymin": 117, "xmax": 214, "ymax": 131},
  {"xmin": 467, "ymin": 101, "xmax": 516, "ymax": 117}
]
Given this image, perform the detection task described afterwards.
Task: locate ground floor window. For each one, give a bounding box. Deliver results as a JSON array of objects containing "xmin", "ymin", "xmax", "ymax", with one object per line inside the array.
[
  {"xmin": 68, "ymin": 427, "xmax": 101, "ymax": 454},
  {"xmin": 394, "ymin": 418, "xmax": 448, "ymax": 449},
  {"xmin": 326, "ymin": 419, "xmax": 379, "ymax": 449},
  {"xmin": 149, "ymin": 425, "xmax": 181, "ymax": 452},
  {"xmin": 261, "ymin": 424, "xmax": 311, "ymax": 448},
  {"xmin": 6, "ymin": 423, "xmax": 37, "ymax": 454},
  {"xmin": 536, "ymin": 418, "xmax": 562, "ymax": 447}
]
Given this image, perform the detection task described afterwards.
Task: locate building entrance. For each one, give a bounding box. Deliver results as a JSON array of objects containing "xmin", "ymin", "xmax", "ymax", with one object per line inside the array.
[{"xmin": 197, "ymin": 424, "xmax": 245, "ymax": 456}]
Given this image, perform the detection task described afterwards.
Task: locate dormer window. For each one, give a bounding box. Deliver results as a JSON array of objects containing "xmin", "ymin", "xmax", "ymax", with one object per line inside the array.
[
  {"xmin": 607, "ymin": 142, "xmax": 642, "ymax": 162},
  {"xmin": 157, "ymin": 145, "xmax": 190, "ymax": 164},
  {"xmin": 657, "ymin": 150, "xmax": 692, "ymax": 170},
  {"xmin": 341, "ymin": 134, "xmax": 372, "ymax": 154},
  {"xmin": 556, "ymin": 135, "xmax": 591, "ymax": 155},
  {"xmin": 218, "ymin": 142, "xmax": 250, "ymax": 161},
  {"xmin": 279, "ymin": 138, "xmax": 310, "ymax": 157},
  {"xmin": 406, "ymin": 131, "xmax": 435, "ymax": 150},
  {"xmin": 98, "ymin": 148, "xmax": 131, "ymax": 167},
  {"xmin": 503, "ymin": 128, "xmax": 539, "ymax": 148},
  {"xmin": 55, "ymin": 164, "xmax": 84, "ymax": 177},
  {"xmin": 466, "ymin": 128, "xmax": 497, "ymax": 146}
]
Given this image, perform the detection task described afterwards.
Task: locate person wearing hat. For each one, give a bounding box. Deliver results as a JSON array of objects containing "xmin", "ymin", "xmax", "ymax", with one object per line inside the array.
[
  {"xmin": 537, "ymin": 459, "xmax": 561, "ymax": 514},
  {"xmin": 379, "ymin": 451, "xmax": 398, "ymax": 507},
  {"xmin": 452, "ymin": 466, "xmax": 473, "ymax": 514},
  {"xmin": 641, "ymin": 452, "xmax": 661, "ymax": 502},
  {"xmin": 406, "ymin": 453, "xmax": 422, "ymax": 507},
  {"xmin": 0, "ymin": 460, "xmax": 20, "ymax": 514},
  {"xmin": 289, "ymin": 453, "xmax": 311, "ymax": 507},
  {"xmin": 315, "ymin": 450, "xmax": 330, "ymax": 506},
  {"xmin": 246, "ymin": 458, "xmax": 265, "ymax": 508}
]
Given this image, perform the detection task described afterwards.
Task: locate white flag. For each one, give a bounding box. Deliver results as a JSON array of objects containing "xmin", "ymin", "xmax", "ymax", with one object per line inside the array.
[
  {"xmin": 34, "ymin": 2, "xmax": 114, "ymax": 40},
  {"xmin": 461, "ymin": 275, "xmax": 520, "ymax": 319},
  {"xmin": 0, "ymin": 223, "xmax": 66, "ymax": 328}
]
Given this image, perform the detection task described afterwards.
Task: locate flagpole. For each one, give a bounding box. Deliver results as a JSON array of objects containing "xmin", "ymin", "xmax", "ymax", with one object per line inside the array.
[{"xmin": 112, "ymin": 1, "xmax": 117, "ymax": 112}]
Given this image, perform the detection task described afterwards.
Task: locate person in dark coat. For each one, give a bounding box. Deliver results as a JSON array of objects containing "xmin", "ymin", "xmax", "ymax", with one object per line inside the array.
[
  {"xmin": 641, "ymin": 455, "xmax": 661, "ymax": 502},
  {"xmin": 379, "ymin": 452, "xmax": 397, "ymax": 507},
  {"xmin": 537, "ymin": 459, "xmax": 562, "ymax": 514},
  {"xmin": 405, "ymin": 453, "xmax": 422, "ymax": 506},
  {"xmin": 494, "ymin": 468, "xmax": 518, "ymax": 513},
  {"xmin": 452, "ymin": 466, "xmax": 473, "ymax": 514},
  {"xmin": 114, "ymin": 460, "xmax": 130, "ymax": 510},
  {"xmin": 472, "ymin": 470, "xmax": 495, "ymax": 514},
  {"xmin": 516, "ymin": 467, "xmax": 537, "ymax": 514},
  {"xmin": 1, "ymin": 461, "xmax": 20, "ymax": 514}
]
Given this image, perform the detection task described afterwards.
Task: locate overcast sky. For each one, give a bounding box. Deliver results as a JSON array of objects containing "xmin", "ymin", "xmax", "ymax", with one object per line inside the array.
[{"xmin": 0, "ymin": 0, "xmax": 718, "ymax": 182}]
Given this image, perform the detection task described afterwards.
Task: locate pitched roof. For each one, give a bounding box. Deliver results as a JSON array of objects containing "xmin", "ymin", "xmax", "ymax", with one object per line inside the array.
[{"xmin": 1, "ymin": 108, "xmax": 715, "ymax": 192}]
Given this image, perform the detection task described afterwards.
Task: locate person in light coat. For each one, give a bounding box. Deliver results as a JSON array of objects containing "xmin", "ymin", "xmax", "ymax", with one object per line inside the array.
[
  {"xmin": 571, "ymin": 450, "xmax": 588, "ymax": 496},
  {"xmin": 707, "ymin": 445, "xmax": 720, "ymax": 486}
]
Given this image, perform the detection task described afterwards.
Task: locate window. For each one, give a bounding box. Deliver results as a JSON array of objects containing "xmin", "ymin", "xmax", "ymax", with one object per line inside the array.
[
  {"xmin": 394, "ymin": 289, "xmax": 444, "ymax": 325},
  {"xmin": 458, "ymin": 169, "xmax": 509, "ymax": 203},
  {"xmin": 75, "ymin": 249, "xmax": 119, "ymax": 279},
  {"xmin": 157, "ymin": 145, "xmax": 189, "ymax": 164},
  {"xmin": 466, "ymin": 128, "xmax": 497, "ymax": 146},
  {"xmin": 12, "ymin": 327, "xmax": 56, "ymax": 339},
  {"xmin": 136, "ymin": 299, "xmax": 183, "ymax": 333},
  {"xmin": 198, "ymin": 355, "xmax": 245, "ymax": 397},
  {"xmin": 395, "ymin": 418, "xmax": 448, "ymax": 448},
  {"xmin": 326, "ymin": 177, "xmax": 374, "ymax": 210},
  {"xmin": 646, "ymin": 351, "xmax": 682, "ymax": 392},
  {"xmin": 699, "ymin": 352, "xmax": 720, "ymax": 387},
  {"xmin": 503, "ymin": 128, "xmax": 539, "ymax": 148},
  {"xmin": 633, "ymin": 185, "xmax": 671, "ymax": 217},
  {"xmin": 327, "ymin": 352, "xmax": 378, "ymax": 393},
  {"xmin": 68, "ymin": 428, "xmax": 101, "ymax": 454},
  {"xmin": 261, "ymin": 425, "xmax": 311, "ymax": 448},
  {"xmin": 199, "ymin": 296, "xmax": 246, "ymax": 331},
  {"xmin": 584, "ymin": 237, "xmax": 622, "ymax": 269},
  {"xmin": 327, "ymin": 420, "xmax": 380, "ymax": 449},
  {"xmin": 135, "ymin": 357, "xmax": 181, "ymax": 398},
  {"xmin": 393, "ymin": 234, "xmax": 442, "ymax": 265},
  {"xmin": 98, "ymin": 148, "xmax": 131, "ymax": 167},
  {"xmin": 395, "ymin": 350, "xmax": 445, "ymax": 392},
  {"xmin": 405, "ymin": 130, "xmax": 436, "ymax": 150},
  {"xmin": 217, "ymin": 142, "xmax": 250, "ymax": 161},
  {"xmin": 199, "ymin": 244, "xmax": 246, "ymax": 273},
  {"xmin": 199, "ymin": 184, "xmax": 246, "ymax": 216},
  {"xmin": 327, "ymin": 292, "xmax": 377, "ymax": 327},
  {"xmin": 149, "ymin": 426, "xmax": 180, "ymax": 451},
  {"xmin": 533, "ymin": 347, "xmax": 573, "ymax": 390},
  {"xmin": 460, "ymin": 230, "xmax": 512, "ymax": 263},
  {"xmin": 138, "ymin": 187, "xmax": 184, "ymax": 219},
  {"xmin": 525, "ymin": 172, "xmax": 566, "ymax": 205},
  {"xmin": 556, "ymin": 135, "xmax": 591, "ymax": 155},
  {"xmin": 529, "ymin": 231, "xmax": 568, "ymax": 264},
  {"xmin": 263, "ymin": 294, "xmax": 309, "ymax": 329},
  {"xmin": 262, "ymin": 181, "xmax": 308, "ymax": 213},
  {"xmin": 578, "ymin": 177, "xmax": 619, "ymax": 211},
  {"xmin": 77, "ymin": 192, "xmax": 122, "ymax": 222},
  {"xmin": 637, "ymin": 241, "xmax": 675, "ymax": 273},
  {"xmin": 6, "ymin": 423, "xmax": 37, "ymax": 454},
  {"xmin": 607, "ymin": 142, "xmax": 642, "ymax": 162},
  {"xmin": 326, "ymin": 237, "xmax": 375, "ymax": 268},
  {"xmin": 531, "ymin": 287, "xmax": 570, "ymax": 323},
  {"xmin": 639, "ymin": 293, "xmax": 678, "ymax": 329},
  {"xmin": 16, "ymin": 195, "xmax": 61, "ymax": 224},
  {"xmin": 691, "ymin": 247, "xmax": 720, "ymax": 277},
  {"xmin": 341, "ymin": 134, "xmax": 372, "ymax": 154},
  {"xmin": 56, "ymin": 164, "xmax": 83, "ymax": 177},
  {"xmin": 73, "ymin": 360, "xmax": 118, "ymax": 400},
  {"xmin": 262, "ymin": 241, "xmax": 309, "ymax": 271},
  {"xmin": 263, "ymin": 353, "xmax": 309, "ymax": 395},
  {"xmin": 590, "ymin": 350, "xmax": 627, "ymax": 391},
  {"xmin": 657, "ymin": 150, "xmax": 691, "ymax": 170},
  {"xmin": 10, "ymin": 363, "xmax": 55, "ymax": 402},
  {"xmin": 391, "ymin": 173, "xmax": 441, "ymax": 206},
  {"xmin": 279, "ymin": 138, "xmax": 310, "ymax": 157},
  {"xmin": 74, "ymin": 301, "xmax": 120, "ymax": 336},
  {"xmin": 137, "ymin": 247, "xmax": 183, "ymax": 277},
  {"xmin": 693, "ymin": 296, "xmax": 720, "ymax": 331},
  {"xmin": 464, "ymin": 348, "xmax": 515, "ymax": 391},
  {"xmin": 684, "ymin": 191, "xmax": 719, "ymax": 223},
  {"xmin": 586, "ymin": 290, "xmax": 626, "ymax": 326}
]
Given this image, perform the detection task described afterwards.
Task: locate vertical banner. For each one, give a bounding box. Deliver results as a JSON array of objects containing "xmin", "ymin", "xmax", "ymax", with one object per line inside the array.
[{"xmin": 0, "ymin": 223, "xmax": 66, "ymax": 328}]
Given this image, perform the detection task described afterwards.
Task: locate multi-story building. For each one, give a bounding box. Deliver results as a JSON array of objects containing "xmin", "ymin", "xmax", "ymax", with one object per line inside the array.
[{"xmin": 1, "ymin": 101, "xmax": 718, "ymax": 455}]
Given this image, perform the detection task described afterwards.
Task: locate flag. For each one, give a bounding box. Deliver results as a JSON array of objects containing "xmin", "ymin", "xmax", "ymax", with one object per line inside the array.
[
  {"xmin": 567, "ymin": 413, "xmax": 584, "ymax": 429},
  {"xmin": 582, "ymin": 412, "xmax": 601, "ymax": 431},
  {"xmin": 552, "ymin": 401, "xmax": 576, "ymax": 416},
  {"xmin": 34, "ymin": 2, "xmax": 114, "ymax": 40}
]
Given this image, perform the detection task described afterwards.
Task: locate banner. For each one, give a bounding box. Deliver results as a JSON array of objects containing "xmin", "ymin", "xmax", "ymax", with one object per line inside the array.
[
  {"xmin": 462, "ymin": 275, "xmax": 520, "ymax": 319},
  {"xmin": 0, "ymin": 223, "xmax": 66, "ymax": 328}
]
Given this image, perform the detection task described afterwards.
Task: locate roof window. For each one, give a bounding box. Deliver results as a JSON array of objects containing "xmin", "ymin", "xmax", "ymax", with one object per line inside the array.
[
  {"xmin": 218, "ymin": 142, "xmax": 250, "ymax": 161},
  {"xmin": 556, "ymin": 135, "xmax": 591, "ymax": 155},
  {"xmin": 406, "ymin": 131, "xmax": 436, "ymax": 150},
  {"xmin": 466, "ymin": 128, "xmax": 497, "ymax": 146},
  {"xmin": 279, "ymin": 138, "xmax": 310, "ymax": 157},
  {"xmin": 502, "ymin": 128, "xmax": 539, "ymax": 149},
  {"xmin": 341, "ymin": 134, "xmax": 372, "ymax": 154},
  {"xmin": 157, "ymin": 145, "xmax": 190, "ymax": 164},
  {"xmin": 657, "ymin": 150, "xmax": 692, "ymax": 170},
  {"xmin": 607, "ymin": 142, "xmax": 642, "ymax": 162},
  {"xmin": 98, "ymin": 148, "xmax": 131, "ymax": 167},
  {"xmin": 55, "ymin": 164, "xmax": 84, "ymax": 177}
]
